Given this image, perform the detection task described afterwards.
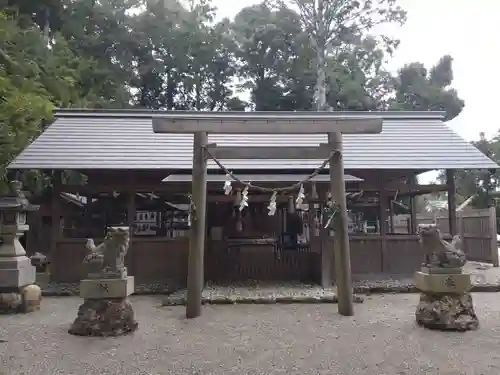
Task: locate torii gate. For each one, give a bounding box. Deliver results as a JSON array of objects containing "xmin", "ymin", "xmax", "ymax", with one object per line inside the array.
[{"xmin": 152, "ymin": 112, "xmax": 383, "ymax": 319}]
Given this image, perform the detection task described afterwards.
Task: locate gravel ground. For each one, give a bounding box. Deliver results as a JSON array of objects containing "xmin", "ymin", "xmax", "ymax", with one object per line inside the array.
[
  {"xmin": 162, "ymin": 284, "xmax": 366, "ymax": 305},
  {"xmin": 2, "ymin": 294, "xmax": 500, "ymax": 375}
]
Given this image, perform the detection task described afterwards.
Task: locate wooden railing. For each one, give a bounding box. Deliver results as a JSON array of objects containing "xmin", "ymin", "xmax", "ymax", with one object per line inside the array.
[{"xmin": 51, "ymin": 234, "xmax": 423, "ymax": 283}]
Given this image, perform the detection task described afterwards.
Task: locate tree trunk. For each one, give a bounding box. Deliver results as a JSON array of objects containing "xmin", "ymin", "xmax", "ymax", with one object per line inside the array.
[
  {"xmin": 315, "ymin": 47, "xmax": 327, "ymax": 110},
  {"xmin": 314, "ymin": 0, "xmax": 328, "ymax": 111}
]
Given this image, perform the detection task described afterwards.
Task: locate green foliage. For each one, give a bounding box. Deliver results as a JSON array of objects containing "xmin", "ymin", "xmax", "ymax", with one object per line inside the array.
[
  {"xmin": 390, "ymin": 55, "xmax": 465, "ymax": 121},
  {"xmin": 0, "ymin": 13, "xmax": 54, "ymax": 193}
]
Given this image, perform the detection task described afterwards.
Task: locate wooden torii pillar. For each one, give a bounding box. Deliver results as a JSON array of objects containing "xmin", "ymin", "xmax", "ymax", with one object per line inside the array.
[{"xmin": 153, "ymin": 112, "xmax": 383, "ymax": 318}]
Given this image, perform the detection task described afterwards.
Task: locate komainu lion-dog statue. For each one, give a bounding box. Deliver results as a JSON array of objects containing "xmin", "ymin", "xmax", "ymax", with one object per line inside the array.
[
  {"xmin": 83, "ymin": 226, "xmax": 130, "ymax": 278},
  {"xmin": 419, "ymin": 224, "xmax": 466, "ymax": 268}
]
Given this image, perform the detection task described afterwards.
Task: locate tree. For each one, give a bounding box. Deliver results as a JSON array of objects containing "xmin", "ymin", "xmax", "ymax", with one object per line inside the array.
[
  {"xmin": 390, "ymin": 55, "xmax": 465, "ymax": 121},
  {"xmin": 0, "ymin": 13, "xmax": 57, "ymax": 192},
  {"xmin": 231, "ymin": 2, "xmax": 306, "ymax": 110},
  {"xmin": 275, "ymin": 0, "xmax": 406, "ymax": 110},
  {"xmin": 325, "ymin": 35, "xmax": 394, "ymax": 110},
  {"xmin": 129, "ymin": 0, "xmax": 240, "ymax": 110},
  {"xmin": 0, "ymin": 0, "xmax": 136, "ymax": 193}
]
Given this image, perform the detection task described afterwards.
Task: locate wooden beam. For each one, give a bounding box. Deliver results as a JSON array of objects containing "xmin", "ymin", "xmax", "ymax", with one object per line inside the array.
[
  {"xmin": 186, "ymin": 132, "xmax": 208, "ymax": 319},
  {"xmin": 329, "ymin": 132, "xmax": 354, "ymax": 316},
  {"xmin": 446, "ymin": 169, "xmax": 457, "ymax": 235},
  {"xmin": 152, "ymin": 117, "xmax": 382, "ymax": 134},
  {"xmin": 207, "ymin": 144, "xmax": 333, "ymax": 160},
  {"xmin": 58, "ymin": 181, "xmax": 447, "ymax": 195}
]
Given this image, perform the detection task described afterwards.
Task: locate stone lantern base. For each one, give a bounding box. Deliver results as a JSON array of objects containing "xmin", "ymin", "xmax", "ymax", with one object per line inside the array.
[
  {"xmin": 415, "ymin": 267, "xmax": 479, "ymax": 331},
  {"xmin": 0, "ymin": 284, "xmax": 42, "ymax": 314},
  {"xmin": 68, "ymin": 276, "xmax": 138, "ymax": 337}
]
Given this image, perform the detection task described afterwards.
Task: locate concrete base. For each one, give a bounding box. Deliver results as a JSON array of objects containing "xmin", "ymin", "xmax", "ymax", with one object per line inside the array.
[
  {"xmin": 80, "ymin": 276, "xmax": 134, "ymax": 299},
  {"xmin": 0, "ymin": 284, "xmax": 42, "ymax": 314},
  {"xmin": 0, "ymin": 256, "xmax": 36, "ymax": 289},
  {"xmin": 68, "ymin": 298, "xmax": 138, "ymax": 337}
]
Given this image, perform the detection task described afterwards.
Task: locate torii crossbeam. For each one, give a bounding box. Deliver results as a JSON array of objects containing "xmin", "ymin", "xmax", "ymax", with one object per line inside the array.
[{"xmin": 152, "ymin": 112, "xmax": 383, "ymax": 319}]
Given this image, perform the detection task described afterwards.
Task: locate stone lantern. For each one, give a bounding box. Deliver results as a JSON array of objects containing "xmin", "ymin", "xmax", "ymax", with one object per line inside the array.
[{"xmin": 0, "ymin": 181, "xmax": 42, "ymax": 313}]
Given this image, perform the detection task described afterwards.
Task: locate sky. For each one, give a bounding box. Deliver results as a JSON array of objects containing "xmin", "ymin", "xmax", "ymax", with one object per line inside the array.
[{"xmin": 211, "ymin": 0, "xmax": 500, "ymax": 142}]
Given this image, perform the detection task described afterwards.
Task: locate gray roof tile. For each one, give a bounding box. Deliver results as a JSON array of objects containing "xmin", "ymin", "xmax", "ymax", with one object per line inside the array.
[{"xmin": 8, "ymin": 111, "xmax": 499, "ymax": 171}]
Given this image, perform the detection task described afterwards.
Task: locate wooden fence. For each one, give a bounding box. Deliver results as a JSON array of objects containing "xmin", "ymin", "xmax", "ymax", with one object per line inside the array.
[{"xmin": 392, "ymin": 207, "xmax": 498, "ymax": 265}]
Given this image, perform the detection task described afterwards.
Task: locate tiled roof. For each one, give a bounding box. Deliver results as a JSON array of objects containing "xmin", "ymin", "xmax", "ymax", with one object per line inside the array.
[{"xmin": 8, "ymin": 110, "xmax": 499, "ymax": 171}]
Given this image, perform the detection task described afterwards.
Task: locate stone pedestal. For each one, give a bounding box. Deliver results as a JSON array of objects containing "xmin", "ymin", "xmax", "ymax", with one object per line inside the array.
[
  {"xmin": 69, "ymin": 276, "xmax": 138, "ymax": 337},
  {"xmin": 0, "ymin": 248, "xmax": 40, "ymax": 314},
  {"xmin": 415, "ymin": 268, "xmax": 479, "ymax": 331}
]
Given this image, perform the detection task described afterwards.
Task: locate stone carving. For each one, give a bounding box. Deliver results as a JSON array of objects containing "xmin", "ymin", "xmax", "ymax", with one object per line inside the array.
[
  {"xmin": 69, "ymin": 226, "xmax": 137, "ymax": 337},
  {"xmin": 83, "ymin": 227, "xmax": 129, "ymax": 278},
  {"xmin": 30, "ymin": 252, "xmax": 50, "ymax": 273},
  {"xmin": 419, "ymin": 224, "xmax": 466, "ymax": 268},
  {"xmin": 415, "ymin": 223, "xmax": 478, "ymax": 331}
]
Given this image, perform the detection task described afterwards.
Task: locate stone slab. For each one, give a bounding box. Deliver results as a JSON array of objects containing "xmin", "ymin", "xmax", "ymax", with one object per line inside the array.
[
  {"xmin": 0, "ymin": 256, "xmax": 35, "ymax": 288},
  {"xmin": 420, "ymin": 267, "xmax": 463, "ymax": 275},
  {"xmin": 415, "ymin": 271, "xmax": 471, "ymax": 294},
  {"xmin": 80, "ymin": 276, "xmax": 134, "ymax": 299}
]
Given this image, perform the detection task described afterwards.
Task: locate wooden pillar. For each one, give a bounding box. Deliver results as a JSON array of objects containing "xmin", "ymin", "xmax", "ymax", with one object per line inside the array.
[
  {"xmin": 50, "ymin": 171, "xmax": 62, "ymax": 258},
  {"xmin": 379, "ymin": 189, "xmax": 388, "ymax": 272},
  {"xmin": 409, "ymin": 195, "xmax": 417, "ymax": 234},
  {"xmin": 408, "ymin": 175, "xmax": 418, "ymax": 234},
  {"xmin": 186, "ymin": 131, "xmax": 208, "ymax": 319},
  {"xmin": 320, "ymin": 191, "xmax": 332, "ymax": 288},
  {"xmin": 446, "ymin": 169, "xmax": 457, "ymax": 235},
  {"xmin": 379, "ymin": 190, "xmax": 388, "ymax": 235},
  {"xmin": 328, "ymin": 132, "xmax": 353, "ymax": 316},
  {"xmin": 389, "ymin": 200, "xmax": 394, "ymax": 234},
  {"xmin": 127, "ymin": 183, "xmax": 136, "ymax": 275},
  {"xmin": 84, "ymin": 193, "xmax": 93, "ymax": 238},
  {"xmin": 489, "ymin": 206, "xmax": 499, "ymax": 267}
]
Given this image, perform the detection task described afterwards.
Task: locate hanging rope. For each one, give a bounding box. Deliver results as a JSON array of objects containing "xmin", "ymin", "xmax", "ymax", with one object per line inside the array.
[{"xmin": 202, "ymin": 145, "xmax": 341, "ymax": 194}]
